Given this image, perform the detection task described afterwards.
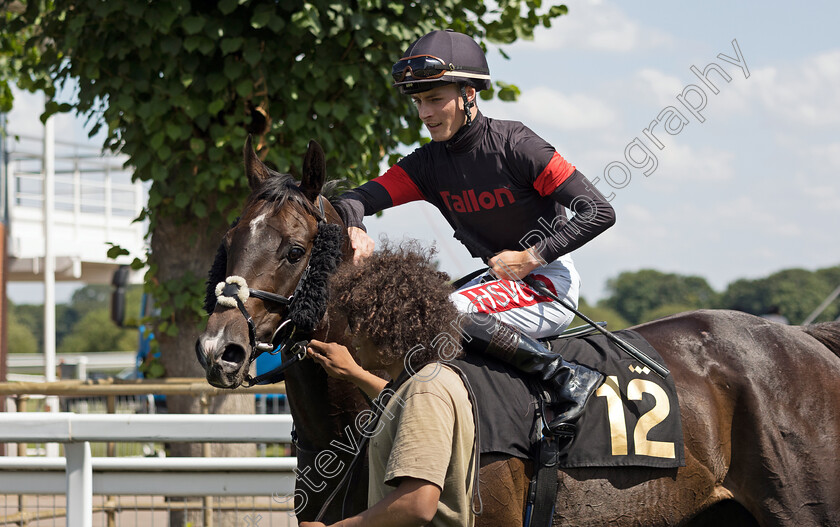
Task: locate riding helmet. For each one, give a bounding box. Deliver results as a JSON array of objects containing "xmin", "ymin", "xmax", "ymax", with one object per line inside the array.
[{"xmin": 392, "ymin": 29, "xmax": 491, "ymax": 94}]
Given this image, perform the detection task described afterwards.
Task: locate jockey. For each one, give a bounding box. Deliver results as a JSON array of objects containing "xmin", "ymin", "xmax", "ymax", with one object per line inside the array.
[{"xmin": 333, "ymin": 29, "xmax": 615, "ymax": 435}]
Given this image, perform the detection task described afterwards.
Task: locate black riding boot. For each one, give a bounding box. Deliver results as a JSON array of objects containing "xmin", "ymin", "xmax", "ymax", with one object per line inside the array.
[{"xmin": 463, "ymin": 313, "xmax": 604, "ymax": 436}]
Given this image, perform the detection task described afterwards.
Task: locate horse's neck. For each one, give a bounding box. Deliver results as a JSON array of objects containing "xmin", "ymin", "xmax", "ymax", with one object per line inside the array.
[
  {"xmin": 286, "ymin": 315, "xmax": 365, "ymax": 450},
  {"xmin": 287, "ymin": 217, "xmax": 360, "ymax": 446}
]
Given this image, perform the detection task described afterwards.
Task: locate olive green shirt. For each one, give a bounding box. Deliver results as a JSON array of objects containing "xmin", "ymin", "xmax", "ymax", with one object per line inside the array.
[{"xmin": 368, "ymin": 363, "xmax": 476, "ymax": 526}]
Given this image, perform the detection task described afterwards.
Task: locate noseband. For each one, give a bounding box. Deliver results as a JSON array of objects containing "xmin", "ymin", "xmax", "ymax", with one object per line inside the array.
[
  {"xmin": 213, "ymin": 196, "xmax": 344, "ymax": 386},
  {"xmin": 214, "ymin": 273, "xmax": 310, "ymax": 385}
]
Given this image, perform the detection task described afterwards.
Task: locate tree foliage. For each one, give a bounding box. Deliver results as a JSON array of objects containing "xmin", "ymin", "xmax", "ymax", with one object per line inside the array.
[
  {"xmin": 58, "ymin": 309, "xmax": 139, "ymax": 353},
  {"xmin": 572, "ymin": 297, "xmax": 629, "ymax": 331},
  {"xmin": 7, "ymin": 285, "xmax": 143, "ymax": 353},
  {"xmin": 6, "ymin": 306, "xmax": 38, "ymax": 354},
  {"xmin": 720, "ymin": 267, "xmax": 840, "ymax": 324},
  {"xmin": 601, "ymin": 269, "xmax": 718, "ymax": 325}
]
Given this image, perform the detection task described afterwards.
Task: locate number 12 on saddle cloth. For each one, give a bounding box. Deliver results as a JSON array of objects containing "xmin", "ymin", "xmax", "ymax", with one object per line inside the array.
[{"xmin": 550, "ymin": 329, "xmax": 685, "ymax": 469}]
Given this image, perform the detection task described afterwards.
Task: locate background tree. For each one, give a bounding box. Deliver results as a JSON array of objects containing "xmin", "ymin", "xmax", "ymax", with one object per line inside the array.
[
  {"xmin": 57, "ymin": 309, "xmax": 138, "ymax": 354},
  {"xmin": 720, "ymin": 267, "xmax": 840, "ymax": 324},
  {"xmin": 571, "ymin": 297, "xmax": 629, "ymax": 331},
  {"xmin": 601, "ymin": 269, "xmax": 718, "ymax": 325},
  {"xmin": 6, "ymin": 305, "xmax": 37, "ymax": 354}
]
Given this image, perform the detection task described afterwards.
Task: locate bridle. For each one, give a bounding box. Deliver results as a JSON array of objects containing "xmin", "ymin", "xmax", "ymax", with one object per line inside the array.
[{"xmin": 214, "ymin": 196, "xmax": 334, "ymax": 386}]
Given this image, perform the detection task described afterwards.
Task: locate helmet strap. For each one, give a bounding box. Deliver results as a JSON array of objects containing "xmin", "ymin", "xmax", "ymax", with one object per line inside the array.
[{"xmin": 460, "ymin": 85, "xmax": 474, "ymax": 127}]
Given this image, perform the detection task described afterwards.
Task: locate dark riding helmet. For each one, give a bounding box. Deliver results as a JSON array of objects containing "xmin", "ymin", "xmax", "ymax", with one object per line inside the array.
[{"xmin": 392, "ymin": 29, "xmax": 491, "ymax": 95}]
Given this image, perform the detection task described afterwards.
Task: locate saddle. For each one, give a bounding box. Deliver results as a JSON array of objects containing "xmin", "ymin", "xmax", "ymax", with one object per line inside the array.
[{"xmin": 452, "ymin": 323, "xmax": 684, "ymax": 526}]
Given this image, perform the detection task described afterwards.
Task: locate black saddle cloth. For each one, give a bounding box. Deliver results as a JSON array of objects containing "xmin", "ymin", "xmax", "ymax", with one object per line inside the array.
[
  {"xmin": 449, "ymin": 353, "xmax": 539, "ymax": 460},
  {"xmin": 451, "ymin": 329, "xmax": 685, "ymax": 469}
]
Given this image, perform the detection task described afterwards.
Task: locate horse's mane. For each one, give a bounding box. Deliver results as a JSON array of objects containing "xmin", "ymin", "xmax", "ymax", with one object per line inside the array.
[
  {"xmin": 802, "ymin": 321, "xmax": 840, "ymax": 361},
  {"xmin": 249, "ymin": 170, "xmax": 348, "ymax": 216}
]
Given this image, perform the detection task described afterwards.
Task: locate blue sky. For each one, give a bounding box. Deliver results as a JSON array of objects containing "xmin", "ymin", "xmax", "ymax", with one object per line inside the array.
[{"xmin": 7, "ymin": 0, "xmax": 840, "ymax": 305}]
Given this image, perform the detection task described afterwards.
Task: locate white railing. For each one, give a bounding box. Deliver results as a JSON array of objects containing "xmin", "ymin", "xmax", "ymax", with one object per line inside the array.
[{"xmin": 0, "ymin": 413, "xmax": 297, "ymax": 527}]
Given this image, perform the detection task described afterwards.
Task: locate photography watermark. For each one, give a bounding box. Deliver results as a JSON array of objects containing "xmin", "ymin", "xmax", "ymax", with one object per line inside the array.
[
  {"xmin": 592, "ymin": 38, "xmax": 749, "ymax": 200},
  {"xmin": 270, "ymin": 386, "xmax": 407, "ymax": 515}
]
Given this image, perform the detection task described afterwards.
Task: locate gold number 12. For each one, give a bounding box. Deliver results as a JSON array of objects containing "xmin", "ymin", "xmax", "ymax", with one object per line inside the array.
[{"xmin": 596, "ymin": 375, "xmax": 676, "ymax": 459}]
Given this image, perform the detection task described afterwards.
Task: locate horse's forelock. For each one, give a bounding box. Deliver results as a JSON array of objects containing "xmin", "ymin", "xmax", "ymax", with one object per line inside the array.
[{"xmin": 250, "ymin": 172, "xmax": 321, "ymax": 218}]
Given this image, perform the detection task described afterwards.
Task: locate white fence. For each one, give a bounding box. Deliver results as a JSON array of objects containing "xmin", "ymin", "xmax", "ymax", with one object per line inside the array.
[{"xmin": 0, "ymin": 413, "xmax": 297, "ymax": 527}]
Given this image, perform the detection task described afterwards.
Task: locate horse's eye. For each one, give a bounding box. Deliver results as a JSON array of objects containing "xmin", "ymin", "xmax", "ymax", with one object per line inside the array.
[{"xmin": 287, "ymin": 246, "xmax": 306, "ymax": 263}]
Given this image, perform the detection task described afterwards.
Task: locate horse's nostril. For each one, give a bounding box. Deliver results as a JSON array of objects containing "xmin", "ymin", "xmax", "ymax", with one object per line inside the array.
[
  {"xmin": 221, "ymin": 344, "xmax": 246, "ymax": 365},
  {"xmin": 195, "ymin": 340, "xmax": 208, "ymax": 370}
]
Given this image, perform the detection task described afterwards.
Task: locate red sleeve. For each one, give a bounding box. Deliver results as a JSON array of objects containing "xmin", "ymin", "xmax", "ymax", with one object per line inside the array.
[
  {"xmin": 371, "ymin": 165, "xmax": 425, "ymax": 206},
  {"xmin": 533, "ymin": 152, "xmax": 575, "ymax": 197}
]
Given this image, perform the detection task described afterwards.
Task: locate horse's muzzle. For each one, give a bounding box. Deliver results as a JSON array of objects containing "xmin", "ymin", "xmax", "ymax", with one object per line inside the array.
[{"xmin": 195, "ymin": 337, "xmax": 247, "ymax": 389}]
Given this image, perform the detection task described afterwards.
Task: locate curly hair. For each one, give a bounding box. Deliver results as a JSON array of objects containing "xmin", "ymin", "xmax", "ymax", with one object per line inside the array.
[{"xmin": 329, "ymin": 241, "xmax": 464, "ymax": 373}]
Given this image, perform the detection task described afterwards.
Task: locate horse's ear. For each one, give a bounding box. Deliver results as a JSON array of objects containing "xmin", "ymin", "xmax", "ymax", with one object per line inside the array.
[
  {"xmin": 244, "ymin": 135, "xmax": 272, "ymax": 190},
  {"xmin": 300, "ymin": 140, "xmax": 326, "ymax": 202}
]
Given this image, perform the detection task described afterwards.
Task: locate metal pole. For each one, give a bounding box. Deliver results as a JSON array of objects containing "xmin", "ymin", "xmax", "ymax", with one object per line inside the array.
[
  {"xmin": 802, "ymin": 284, "xmax": 840, "ymax": 325},
  {"xmin": 42, "ymin": 97, "xmax": 59, "ymax": 457},
  {"xmin": 17, "ymin": 395, "xmax": 27, "ymax": 525},
  {"xmin": 106, "ymin": 395, "xmax": 117, "ymax": 527},
  {"xmin": 0, "ymin": 112, "xmax": 7, "ymax": 388},
  {"xmin": 201, "ymin": 393, "xmax": 214, "ymax": 527},
  {"xmin": 65, "ymin": 441, "xmax": 93, "ymax": 527}
]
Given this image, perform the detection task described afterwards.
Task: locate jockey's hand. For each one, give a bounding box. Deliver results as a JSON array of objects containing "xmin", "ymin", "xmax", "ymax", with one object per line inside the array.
[
  {"xmin": 307, "ymin": 339, "xmax": 362, "ymax": 381},
  {"xmin": 488, "ymin": 249, "xmax": 543, "ymax": 281},
  {"xmin": 347, "ymin": 226, "xmax": 374, "ymax": 265},
  {"xmin": 298, "ymin": 522, "xmax": 327, "ymax": 527}
]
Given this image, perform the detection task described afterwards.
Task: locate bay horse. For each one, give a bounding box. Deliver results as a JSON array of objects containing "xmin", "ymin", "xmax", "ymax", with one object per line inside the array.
[{"xmin": 195, "ymin": 138, "xmax": 840, "ymax": 526}]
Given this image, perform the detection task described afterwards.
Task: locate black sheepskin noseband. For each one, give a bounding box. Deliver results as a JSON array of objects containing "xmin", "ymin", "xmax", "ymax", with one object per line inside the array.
[
  {"xmin": 285, "ymin": 221, "xmax": 343, "ymax": 332},
  {"xmin": 204, "ymin": 221, "xmax": 344, "ymax": 335}
]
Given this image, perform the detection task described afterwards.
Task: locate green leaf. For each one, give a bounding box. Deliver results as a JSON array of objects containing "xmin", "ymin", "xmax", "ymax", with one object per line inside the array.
[
  {"xmin": 223, "ymin": 58, "xmax": 245, "ymax": 80},
  {"xmin": 218, "ymin": 0, "xmax": 238, "ymax": 15},
  {"xmin": 235, "ymin": 78, "xmax": 253, "ymax": 97},
  {"xmin": 496, "ymin": 81, "xmax": 521, "ymax": 102},
  {"xmin": 242, "ymin": 40, "xmax": 262, "ymax": 66},
  {"xmin": 208, "ymin": 99, "xmax": 225, "ymax": 114},
  {"xmin": 190, "ymin": 138, "xmax": 206, "ymax": 154},
  {"xmin": 149, "ymin": 131, "xmax": 165, "ymax": 149},
  {"xmin": 106, "ymin": 244, "xmax": 130, "ymax": 259},
  {"xmin": 166, "ymin": 123, "xmax": 184, "ymax": 140},
  {"xmin": 206, "ymin": 73, "xmax": 227, "ymax": 93},
  {"xmin": 251, "ymin": 4, "xmax": 275, "ymax": 29},
  {"xmin": 160, "ymin": 35, "xmax": 182, "ymax": 55},
  {"xmin": 193, "ymin": 201, "xmax": 207, "ymax": 218},
  {"xmin": 314, "ymin": 101, "xmax": 331, "ymax": 116},
  {"xmin": 332, "ymin": 103, "xmax": 349, "ymax": 121},
  {"xmin": 182, "ymin": 16, "xmax": 205, "ymax": 34},
  {"xmin": 220, "ymin": 37, "xmax": 243, "ymax": 54},
  {"xmin": 184, "ymin": 35, "xmax": 203, "ymax": 52}
]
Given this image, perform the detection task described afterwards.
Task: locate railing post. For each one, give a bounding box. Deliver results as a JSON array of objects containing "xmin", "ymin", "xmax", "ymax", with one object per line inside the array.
[
  {"xmin": 201, "ymin": 393, "xmax": 214, "ymax": 527},
  {"xmin": 65, "ymin": 441, "xmax": 92, "ymax": 527},
  {"xmin": 106, "ymin": 395, "xmax": 117, "ymax": 527},
  {"xmin": 16, "ymin": 395, "xmax": 27, "ymax": 526}
]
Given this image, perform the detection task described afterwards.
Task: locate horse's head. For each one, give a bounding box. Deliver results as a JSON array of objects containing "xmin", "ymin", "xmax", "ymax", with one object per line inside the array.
[{"xmin": 195, "ymin": 137, "xmax": 346, "ymax": 388}]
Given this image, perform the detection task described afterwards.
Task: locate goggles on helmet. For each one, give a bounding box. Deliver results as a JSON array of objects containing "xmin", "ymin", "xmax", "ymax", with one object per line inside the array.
[{"xmin": 392, "ymin": 54, "xmax": 449, "ymax": 83}]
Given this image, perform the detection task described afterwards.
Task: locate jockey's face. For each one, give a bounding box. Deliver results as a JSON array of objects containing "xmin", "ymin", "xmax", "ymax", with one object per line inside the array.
[{"xmin": 411, "ymin": 84, "xmax": 475, "ymax": 142}]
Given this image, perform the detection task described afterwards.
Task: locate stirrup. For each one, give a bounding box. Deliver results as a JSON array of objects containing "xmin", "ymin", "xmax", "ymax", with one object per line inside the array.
[{"xmin": 544, "ymin": 422, "xmax": 576, "ymax": 439}]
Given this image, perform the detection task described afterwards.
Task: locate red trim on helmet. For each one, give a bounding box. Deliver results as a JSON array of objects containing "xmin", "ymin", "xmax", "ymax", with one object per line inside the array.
[{"xmin": 533, "ymin": 152, "xmax": 575, "ymax": 197}]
